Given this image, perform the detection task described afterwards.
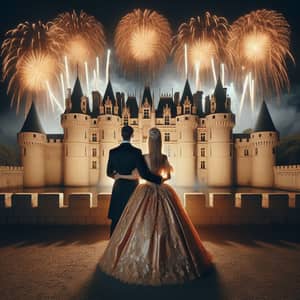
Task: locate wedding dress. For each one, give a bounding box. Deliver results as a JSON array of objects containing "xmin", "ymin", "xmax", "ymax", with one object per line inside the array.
[{"xmin": 99, "ymin": 155, "xmax": 213, "ymax": 285}]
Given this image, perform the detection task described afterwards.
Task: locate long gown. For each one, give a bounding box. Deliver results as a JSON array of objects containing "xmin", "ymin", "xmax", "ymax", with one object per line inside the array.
[{"xmin": 99, "ymin": 155, "xmax": 213, "ymax": 286}]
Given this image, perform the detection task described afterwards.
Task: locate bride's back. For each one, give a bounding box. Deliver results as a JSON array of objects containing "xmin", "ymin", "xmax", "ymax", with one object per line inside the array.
[{"xmin": 144, "ymin": 154, "xmax": 172, "ymax": 177}]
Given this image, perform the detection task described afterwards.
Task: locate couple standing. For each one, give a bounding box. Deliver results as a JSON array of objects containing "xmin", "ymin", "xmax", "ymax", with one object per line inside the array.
[{"xmin": 99, "ymin": 126, "xmax": 213, "ymax": 285}]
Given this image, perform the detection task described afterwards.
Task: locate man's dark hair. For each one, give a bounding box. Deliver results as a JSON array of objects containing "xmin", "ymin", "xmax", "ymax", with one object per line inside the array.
[{"xmin": 121, "ymin": 126, "xmax": 134, "ymax": 141}]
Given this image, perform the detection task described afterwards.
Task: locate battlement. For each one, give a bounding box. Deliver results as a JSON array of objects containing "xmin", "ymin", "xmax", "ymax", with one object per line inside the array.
[
  {"xmin": 0, "ymin": 166, "xmax": 23, "ymax": 172},
  {"xmin": 0, "ymin": 192, "xmax": 299, "ymax": 225}
]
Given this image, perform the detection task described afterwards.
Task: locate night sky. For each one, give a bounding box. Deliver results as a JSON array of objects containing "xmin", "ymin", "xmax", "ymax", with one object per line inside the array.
[{"xmin": 0, "ymin": 0, "xmax": 299, "ymax": 136}]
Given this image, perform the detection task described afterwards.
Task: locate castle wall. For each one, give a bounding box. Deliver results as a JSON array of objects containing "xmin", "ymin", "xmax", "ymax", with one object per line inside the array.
[
  {"xmin": 206, "ymin": 113, "xmax": 234, "ymax": 187},
  {"xmin": 251, "ymin": 131, "xmax": 278, "ymax": 188},
  {"xmin": 234, "ymin": 139, "xmax": 252, "ymax": 186},
  {"xmin": 18, "ymin": 132, "xmax": 46, "ymax": 187},
  {"xmin": 45, "ymin": 140, "xmax": 64, "ymax": 186},
  {"xmin": 274, "ymin": 165, "xmax": 300, "ymax": 191},
  {"xmin": 0, "ymin": 166, "xmax": 23, "ymax": 188}
]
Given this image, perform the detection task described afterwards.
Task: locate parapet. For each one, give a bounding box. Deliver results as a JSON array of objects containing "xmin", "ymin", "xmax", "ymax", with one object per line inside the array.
[{"xmin": 0, "ymin": 192, "xmax": 299, "ymax": 225}]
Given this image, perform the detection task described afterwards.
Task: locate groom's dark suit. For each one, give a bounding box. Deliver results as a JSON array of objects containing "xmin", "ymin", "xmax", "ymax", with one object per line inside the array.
[{"xmin": 107, "ymin": 142, "xmax": 162, "ymax": 235}]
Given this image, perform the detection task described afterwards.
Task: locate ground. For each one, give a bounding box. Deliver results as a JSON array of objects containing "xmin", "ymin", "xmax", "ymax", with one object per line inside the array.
[{"xmin": 0, "ymin": 225, "xmax": 300, "ymax": 300}]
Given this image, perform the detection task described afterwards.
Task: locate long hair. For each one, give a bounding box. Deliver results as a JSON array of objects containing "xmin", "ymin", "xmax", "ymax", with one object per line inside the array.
[{"xmin": 148, "ymin": 127, "xmax": 164, "ymax": 174}]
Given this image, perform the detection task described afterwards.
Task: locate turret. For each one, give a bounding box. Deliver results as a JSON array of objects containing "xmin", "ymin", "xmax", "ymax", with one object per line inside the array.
[
  {"xmin": 176, "ymin": 79, "xmax": 197, "ymax": 186},
  {"xmin": 98, "ymin": 80, "xmax": 120, "ymax": 185},
  {"xmin": 206, "ymin": 78, "xmax": 235, "ymax": 186},
  {"xmin": 251, "ymin": 101, "xmax": 278, "ymax": 187},
  {"xmin": 18, "ymin": 101, "xmax": 46, "ymax": 187},
  {"xmin": 61, "ymin": 77, "xmax": 91, "ymax": 186}
]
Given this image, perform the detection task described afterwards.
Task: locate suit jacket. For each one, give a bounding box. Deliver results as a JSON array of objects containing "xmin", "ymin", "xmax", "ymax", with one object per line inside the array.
[{"xmin": 107, "ymin": 142, "xmax": 162, "ymax": 221}]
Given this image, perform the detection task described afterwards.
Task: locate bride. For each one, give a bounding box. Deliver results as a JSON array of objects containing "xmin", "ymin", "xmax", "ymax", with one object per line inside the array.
[{"xmin": 99, "ymin": 127, "xmax": 213, "ymax": 285}]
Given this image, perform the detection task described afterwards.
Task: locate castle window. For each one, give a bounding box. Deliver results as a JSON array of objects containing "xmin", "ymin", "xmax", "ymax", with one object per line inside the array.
[
  {"xmin": 23, "ymin": 147, "xmax": 26, "ymax": 156},
  {"xmin": 184, "ymin": 106, "xmax": 190, "ymax": 114},
  {"xmin": 33, "ymin": 134, "xmax": 36, "ymax": 138},
  {"xmin": 132, "ymin": 120, "xmax": 137, "ymax": 125},
  {"xmin": 270, "ymin": 133, "xmax": 272, "ymax": 137},
  {"xmin": 74, "ymin": 115, "xmax": 77, "ymax": 119},
  {"xmin": 65, "ymin": 145, "xmax": 68, "ymax": 156},
  {"xmin": 201, "ymin": 120, "xmax": 205, "ymax": 125},
  {"xmin": 92, "ymin": 133, "xmax": 97, "ymax": 142},
  {"xmin": 244, "ymin": 149, "xmax": 249, "ymax": 156},
  {"xmin": 107, "ymin": 116, "xmax": 111, "ymax": 121},
  {"xmin": 200, "ymin": 133, "xmax": 205, "ymax": 142},
  {"xmin": 259, "ymin": 134, "xmax": 262, "ymax": 138},
  {"xmin": 85, "ymin": 116, "xmax": 88, "ymax": 120},
  {"xmin": 102, "ymin": 149, "xmax": 104, "ymax": 156},
  {"xmin": 143, "ymin": 108, "xmax": 150, "ymax": 119},
  {"xmin": 212, "ymin": 115, "xmax": 215, "ymax": 119},
  {"xmin": 92, "ymin": 148, "xmax": 97, "ymax": 157},
  {"xmin": 200, "ymin": 161, "xmax": 206, "ymax": 169},
  {"xmin": 124, "ymin": 115, "xmax": 129, "ymax": 126},
  {"xmin": 224, "ymin": 115, "xmax": 227, "ymax": 119},
  {"xmin": 106, "ymin": 107, "xmax": 112, "ymax": 114},
  {"xmin": 177, "ymin": 118, "xmax": 179, "ymax": 122},
  {"xmin": 165, "ymin": 115, "xmax": 170, "ymax": 125},
  {"xmin": 94, "ymin": 120, "xmax": 97, "ymax": 125},
  {"xmin": 165, "ymin": 133, "xmax": 170, "ymax": 142},
  {"xmin": 201, "ymin": 148, "xmax": 205, "ymax": 157},
  {"xmin": 92, "ymin": 161, "xmax": 97, "ymax": 169},
  {"xmin": 102, "ymin": 130, "xmax": 104, "ymax": 139},
  {"xmin": 272, "ymin": 147, "xmax": 276, "ymax": 154},
  {"xmin": 185, "ymin": 116, "xmax": 189, "ymax": 120},
  {"xmin": 255, "ymin": 148, "xmax": 258, "ymax": 155}
]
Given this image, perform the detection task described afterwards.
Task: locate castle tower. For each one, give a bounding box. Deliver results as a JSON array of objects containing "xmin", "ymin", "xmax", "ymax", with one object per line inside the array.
[
  {"xmin": 251, "ymin": 101, "xmax": 278, "ymax": 187},
  {"xmin": 18, "ymin": 101, "xmax": 46, "ymax": 187},
  {"xmin": 176, "ymin": 79, "xmax": 197, "ymax": 186},
  {"xmin": 206, "ymin": 78, "xmax": 235, "ymax": 187},
  {"xmin": 61, "ymin": 77, "xmax": 91, "ymax": 186},
  {"xmin": 98, "ymin": 80, "xmax": 120, "ymax": 185}
]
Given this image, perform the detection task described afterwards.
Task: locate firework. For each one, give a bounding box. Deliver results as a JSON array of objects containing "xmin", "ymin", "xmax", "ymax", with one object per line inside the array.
[
  {"xmin": 173, "ymin": 12, "xmax": 231, "ymax": 88},
  {"xmin": 49, "ymin": 10, "xmax": 106, "ymax": 69},
  {"xmin": 228, "ymin": 9, "xmax": 295, "ymax": 100},
  {"xmin": 115, "ymin": 9, "xmax": 172, "ymax": 80},
  {"xmin": 1, "ymin": 21, "xmax": 61, "ymax": 112}
]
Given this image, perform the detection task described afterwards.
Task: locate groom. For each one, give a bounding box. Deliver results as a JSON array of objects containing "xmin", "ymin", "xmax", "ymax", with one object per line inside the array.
[{"xmin": 107, "ymin": 125, "xmax": 162, "ymax": 235}]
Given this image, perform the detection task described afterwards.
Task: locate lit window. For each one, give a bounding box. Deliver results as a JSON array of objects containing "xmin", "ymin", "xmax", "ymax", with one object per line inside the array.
[
  {"xmin": 165, "ymin": 133, "xmax": 170, "ymax": 142},
  {"xmin": 143, "ymin": 109, "xmax": 150, "ymax": 119},
  {"xmin": 201, "ymin": 148, "xmax": 205, "ymax": 157},
  {"xmin": 92, "ymin": 133, "xmax": 97, "ymax": 142},
  {"xmin": 106, "ymin": 107, "xmax": 112, "ymax": 114},
  {"xmin": 165, "ymin": 115, "xmax": 170, "ymax": 125},
  {"xmin": 124, "ymin": 115, "xmax": 128, "ymax": 125}
]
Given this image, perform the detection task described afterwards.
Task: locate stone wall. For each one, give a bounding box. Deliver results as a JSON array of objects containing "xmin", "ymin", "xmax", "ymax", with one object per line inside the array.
[
  {"xmin": 0, "ymin": 192, "xmax": 299, "ymax": 225},
  {"xmin": 274, "ymin": 165, "xmax": 300, "ymax": 191},
  {"xmin": 0, "ymin": 166, "xmax": 23, "ymax": 188}
]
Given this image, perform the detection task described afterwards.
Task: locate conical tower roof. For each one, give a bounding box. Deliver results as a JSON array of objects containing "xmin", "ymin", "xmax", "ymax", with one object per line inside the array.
[
  {"xmin": 102, "ymin": 80, "xmax": 116, "ymax": 105},
  {"xmin": 142, "ymin": 86, "xmax": 153, "ymax": 106},
  {"xmin": 70, "ymin": 76, "xmax": 84, "ymax": 113},
  {"xmin": 180, "ymin": 79, "xmax": 193, "ymax": 105},
  {"xmin": 214, "ymin": 77, "xmax": 226, "ymax": 110},
  {"xmin": 254, "ymin": 101, "xmax": 277, "ymax": 132},
  {"xmin": 20, "ymin": 101, "xmax": 44, "ymax": 134}
]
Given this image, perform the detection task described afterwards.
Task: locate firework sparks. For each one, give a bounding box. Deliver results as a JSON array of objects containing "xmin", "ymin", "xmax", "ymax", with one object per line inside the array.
[
  {"xmin": 228, "ymin": 9, "xmax": 295, "ymax": 100},
  {"xmin": 1, "ymin": 21, "xmax": 62, "ymax": 112},
  {"xmin": 49, "ymin": 10, "xmax": 106, "ymax": 68},
  {"xmin": 115, "ymin": 9, "xmax": 171, "ymax": 80},
  {"xmin": 173, "ymin": 12, "xmax": 231, "ymax": 87}
]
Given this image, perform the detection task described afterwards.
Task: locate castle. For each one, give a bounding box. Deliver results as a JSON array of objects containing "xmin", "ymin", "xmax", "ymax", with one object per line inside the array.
[{"xmin": 18, "ymin": 77, "xmax": 279, "ymax": 188}]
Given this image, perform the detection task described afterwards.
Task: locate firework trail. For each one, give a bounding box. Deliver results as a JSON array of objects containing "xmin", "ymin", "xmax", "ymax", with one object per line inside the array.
[
  {"xmin": 1, "ymin": 21, "xmax": 61, "ymax": 112},
  {"xmin": 115, "ymin": 9, "xmax": 172, "ymax": 81},
  {"xmin": 228, "ymin": 9, "xmax": 295, "ymax": 103},
  {"xmin": 172, "ymin": 12, "xmax": 232, "ymax": 89}
]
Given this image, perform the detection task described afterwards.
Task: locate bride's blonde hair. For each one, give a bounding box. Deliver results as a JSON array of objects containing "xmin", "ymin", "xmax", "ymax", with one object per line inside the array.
[{"xmin": 148, "ymin": 127, "xmax": 163, "ymax": 173}]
